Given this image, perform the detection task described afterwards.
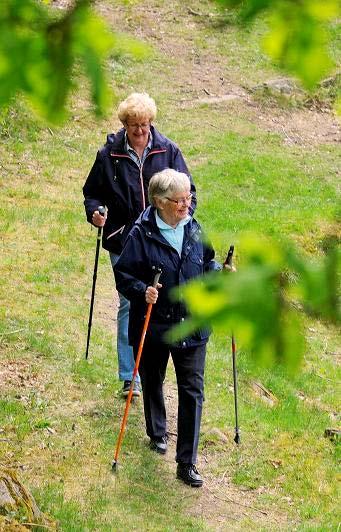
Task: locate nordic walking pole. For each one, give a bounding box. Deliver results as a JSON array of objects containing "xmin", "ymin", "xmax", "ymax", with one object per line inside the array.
[
  {"xmin": 85, "ymin": 205, "xmax": 106, "ymax": 360},
  {"xmin": 231, "ymin": 333, "xmax": 240, "ymax": 444},
  {"xmin": 112, "ymin": 268, "xmax": 162, "ymax": 472},
  {"xmin": 224, "ymin": 245, "xmax": 240, "ymax": 444}
]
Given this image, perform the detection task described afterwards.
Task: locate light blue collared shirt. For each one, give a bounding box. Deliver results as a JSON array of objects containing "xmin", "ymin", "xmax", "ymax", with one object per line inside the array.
[
  {"xmin": 155, "ymin": 211, "xmax": 191, "ymax": 256},
  {"xmin": 125, "ymin": 132, "xmax": 153, "ymax": 168}
]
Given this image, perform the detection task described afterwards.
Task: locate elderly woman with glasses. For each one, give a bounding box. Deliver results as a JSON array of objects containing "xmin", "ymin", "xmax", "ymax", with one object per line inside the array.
[
  {"xmin": 114, "ymin": 168, "xmax": 221, "ymax": 488},
  {"xmin": 83, "ymin": 93, "xmax": 196, "ymax": 398}
]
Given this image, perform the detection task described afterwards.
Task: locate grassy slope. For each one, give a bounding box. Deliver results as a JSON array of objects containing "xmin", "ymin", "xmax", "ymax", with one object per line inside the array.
[{"xmin": 0, "ymin": 0, "xmax": 340, "ymax": 530}]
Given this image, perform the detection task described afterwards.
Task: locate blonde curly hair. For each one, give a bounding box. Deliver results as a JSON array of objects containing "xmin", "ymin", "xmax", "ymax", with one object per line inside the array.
[{"xmin": 117, "ymin": 92, "xmax": 157, "ymax": 124}]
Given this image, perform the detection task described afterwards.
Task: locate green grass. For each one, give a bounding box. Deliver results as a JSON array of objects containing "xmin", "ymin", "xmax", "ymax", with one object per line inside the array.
[
  {"xmin": 0, "ymin": 0, "xmax": 340, "ymax": 530},
  {"xmin": 203, "ymin": 320, "xmax": 340, "ymax": 528},
  {"xmin": 195, "ymin": 130, "xmax": 338, "ymax": 237}
]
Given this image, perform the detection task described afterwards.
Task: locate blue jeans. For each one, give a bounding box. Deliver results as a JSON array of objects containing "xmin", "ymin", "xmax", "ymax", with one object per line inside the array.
[{"xmin": 110, "ymin": 253, "xmax": 140, "ymax": 383}]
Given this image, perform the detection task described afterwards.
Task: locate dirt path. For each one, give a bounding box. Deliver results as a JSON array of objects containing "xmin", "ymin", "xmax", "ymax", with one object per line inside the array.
[
  {"xmin": 97, "ymin": 0, "xmax": 340, "ymax": 148},
  {"xmin": 81, "ymin": 267, "xmax": 291, "ymax": 528},
  {"xmin": 46, "ymin": 1, "xmax": 339, "ymax": 527},
  {"xmin": 161, "ymin": 380, "xmax": 291, "ymax": 530}
]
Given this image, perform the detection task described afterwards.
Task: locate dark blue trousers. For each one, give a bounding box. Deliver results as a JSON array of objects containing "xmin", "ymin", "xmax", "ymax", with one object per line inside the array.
[{"xmin": 134, "ymin": 340, "xmax": 206, "ymax": 464}]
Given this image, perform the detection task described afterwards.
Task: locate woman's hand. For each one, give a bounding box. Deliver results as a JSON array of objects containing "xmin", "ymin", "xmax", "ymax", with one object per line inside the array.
[
  {"xmin": 145, "ymin": 283, "xmax": 162, "ymax": 304},
  {"xmin": 92, "ymin": 209, "xmax": 107, "ymax": 227},
  {"xmin": 223, "ymin": 263, "xmax": 237, "ymax": 272}
]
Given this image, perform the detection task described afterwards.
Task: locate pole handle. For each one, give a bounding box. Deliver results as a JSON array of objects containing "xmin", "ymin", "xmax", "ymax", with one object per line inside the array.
[
  {"xmin": 152, "ymin": 268, "xmax": 162, "ymax": 288},
  {"xmin": 96, "ymin": 206, "xmax": 106, "ymax": 240}
]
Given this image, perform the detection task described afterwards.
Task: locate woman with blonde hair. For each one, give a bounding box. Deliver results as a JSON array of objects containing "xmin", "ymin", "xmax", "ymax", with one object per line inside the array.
[{"xmin": 83, "ymin": 93, "xmax": 196, "ymax": 397}]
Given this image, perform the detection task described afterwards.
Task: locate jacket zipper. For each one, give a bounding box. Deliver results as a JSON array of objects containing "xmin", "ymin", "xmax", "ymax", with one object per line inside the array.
[
  {"xmin": 140, "ymin": 149, "xmax": 167, "ymax": 209},
  {"xmin": 110, "ymin": 148, "xmax": 167, "ymax": 211},
  {"xmin": 106, "ymin": 225, "xmax": 125, "ymax": 240}
]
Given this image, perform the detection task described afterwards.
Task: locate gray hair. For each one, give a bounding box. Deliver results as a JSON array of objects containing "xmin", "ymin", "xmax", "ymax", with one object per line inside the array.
[
  {"xmin": 148, "ymin": 169, "xmax": 190, "ymax": 207},
  {"xmin": 117, "ymin": 92, "xmax": 157, "ymax": 124}
]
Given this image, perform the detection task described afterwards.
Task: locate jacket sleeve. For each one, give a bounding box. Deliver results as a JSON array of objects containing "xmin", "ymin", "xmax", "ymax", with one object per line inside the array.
[
  {"xmin": 113, "ymin": 231, "xmax": 148, "ymax": 302},
  {"xmin": 83, "ymin": 151, "xmax": 107, "ymax": 224},
  {"xmin": 173, "ymin": 146, "xmax": 197, "ymax": 215},
  {"xmin": 203, "ymin": 242, "xmax": 222, "ymax": 273}
]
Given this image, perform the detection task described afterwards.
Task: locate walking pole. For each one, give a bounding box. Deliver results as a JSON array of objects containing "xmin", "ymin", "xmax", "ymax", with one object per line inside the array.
[
  {"xmin": 85, "ymin": 206, "xmax": 106, "ymax": 360},
  {"xmin": 112, "ymin": 268, "xmax": 162, "ymax": 472},
  {"xmin": 231, "ymin": 333, "xmax": 240, "ymax": 444},
  {"xmin": 224, "ymin": 245, "xmax": 240, "ymax": 444}
]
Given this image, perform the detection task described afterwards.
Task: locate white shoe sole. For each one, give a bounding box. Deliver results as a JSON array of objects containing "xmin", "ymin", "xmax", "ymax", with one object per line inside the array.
[{"xmin": 122, "ymin": 389, "xmax": 141, "ymax": 398}]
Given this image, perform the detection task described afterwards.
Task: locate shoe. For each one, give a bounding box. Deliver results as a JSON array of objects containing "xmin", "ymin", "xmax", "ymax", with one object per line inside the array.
[
  {"xmin": 122, "ymin": 380, "xmax": 141, "ymax": 398},
  {"xmin": 176, "ymin": 463, "xmax": 203, "ymax": 487},
  {"xmin": 149, "ymin": 435, "xmax": 168, "ymax": 455}
]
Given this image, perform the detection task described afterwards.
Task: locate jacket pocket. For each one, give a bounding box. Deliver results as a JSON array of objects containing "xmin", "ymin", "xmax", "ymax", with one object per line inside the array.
[
  {"xmin": 103, "ymin": 222, "xmax": 131, "ymax": 252},
  {"xmin": 106, "ymin": 225, "xmax": 125, "ymax": 240},
  {"xmin": 187, "ymin": 252, "xmax": 204, "ymax": 276}
]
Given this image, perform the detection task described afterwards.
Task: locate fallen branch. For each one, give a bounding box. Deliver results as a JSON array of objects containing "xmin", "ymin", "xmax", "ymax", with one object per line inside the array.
[
  {"xmin": 21, "ymin": 523, "xmax": 55, "ymax": 530},
  {"xmin": 206, "ymin": 486, "xmax": 249, "ymax": 517},
  {"xmin": 188, "ymin": 7, "xmax": 202, "ymax": 16},
  {"xmin": 315, "ymin": 372, "xmax": 335, "ymax": 382},
  {"xmin": 0, "ymin": 329, "xmax": 26, "ymax": 337},
  {"xmin": 206, "ymin": 485, "xmax": 268, "ymax": 516}
]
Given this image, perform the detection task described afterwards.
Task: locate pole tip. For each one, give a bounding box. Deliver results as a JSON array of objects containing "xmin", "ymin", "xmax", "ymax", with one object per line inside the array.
[
  {"xmin": 111, "ymin": 460, "xmax": 118, "ymax": 472},
  {"xmin": 234, "ymin": 433, "xmax": 241, "ymax": 445}
]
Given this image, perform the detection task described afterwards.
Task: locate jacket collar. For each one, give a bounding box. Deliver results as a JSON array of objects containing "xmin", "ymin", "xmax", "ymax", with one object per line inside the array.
[
  {"xmin": 107, "ymin": 125, "xmax": 168, "ymax": 154},
  {"xmin": 137, "ymin": 206, "xmax": 200, "ymax": 251}
]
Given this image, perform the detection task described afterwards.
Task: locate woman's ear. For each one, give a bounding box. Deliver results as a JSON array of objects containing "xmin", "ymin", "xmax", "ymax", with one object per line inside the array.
[{"xmin": 155, "ymin": 197, "xmax": 164, "ymax": 210}]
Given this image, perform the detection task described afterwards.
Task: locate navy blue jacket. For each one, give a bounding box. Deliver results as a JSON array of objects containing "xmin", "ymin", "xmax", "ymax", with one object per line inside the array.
[
  {"xmin": 83, "ymin": 126, "xmax": 196, "ymax": 254},
  {"xmin": 114, "ymin": 207, "xmax": 221, "ymax": 348}
]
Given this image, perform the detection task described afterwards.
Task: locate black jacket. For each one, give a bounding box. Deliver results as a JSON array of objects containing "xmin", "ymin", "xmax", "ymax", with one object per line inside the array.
[
  {"xmin": 83, "ymin": 126, "xmax": 196, "ymax": 254},
  {"xmin": 114, "ymin": 207, "xmax": 221, "ymax": 348}
]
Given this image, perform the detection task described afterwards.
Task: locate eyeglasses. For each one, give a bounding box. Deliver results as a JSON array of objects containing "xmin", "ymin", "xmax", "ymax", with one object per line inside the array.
[
  {"xmin": 165, "ymin": 193, "xmax": 192, "ymax": 206},
  {"xmin": 125, "ymin": 122, "xmax": 150, "ymax": 130}
]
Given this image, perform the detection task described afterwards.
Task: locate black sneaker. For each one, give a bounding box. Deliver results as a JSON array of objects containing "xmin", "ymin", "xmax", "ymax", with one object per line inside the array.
[
  {"xmin": 122, "ymin": 380, "xmax": 141, "ymax": 398},
  {"xmin": 149, "ymin": 435, "xmax": 168, "ymax": 454},
  {"xmin": 176, "ymin": 463, "xmax": 203, "ymax": 487}
]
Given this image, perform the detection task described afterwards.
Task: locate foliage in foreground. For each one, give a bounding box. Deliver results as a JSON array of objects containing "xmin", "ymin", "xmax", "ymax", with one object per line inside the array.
[
  {"xmin": 0, "ymin": 0, "xmax": 148, "ymax": 122},
  {"xmin": 0, "ymin": 0, "xmax": 340, "ymax": 123},
  {"xmin": 216, "ymin": 0, "xmax": 341, "ymax": 91},
  {"xmin": 171, "ymin": 233, "xmax": 340, "ymax": 370},
  {"xmin": 0, "ymin": 0, "xmax": 339, "ymax": 528}
]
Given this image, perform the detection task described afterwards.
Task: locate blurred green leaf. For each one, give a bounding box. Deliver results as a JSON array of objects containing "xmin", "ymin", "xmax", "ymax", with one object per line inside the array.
[
  {"xmin": 286, "ymin": 237, "xmax": 340, "ymax": 322},
  {"xmin": 169, "ymin": 232, "xmax": 339, "ymax": 371},
  {"xmin": 70, "ymin": 4, "xmax": 115, "ymax": 118},
  {"xmin": 0, "ymin": 0, "xmax": 149, "ymax": 122},
  {"xmin": 214, "ymin": 0, "xmax": 340, "ymax": 90},
  {"xmin": 262, "ymin": 6, "xmax": 333, "ymax": 88}
]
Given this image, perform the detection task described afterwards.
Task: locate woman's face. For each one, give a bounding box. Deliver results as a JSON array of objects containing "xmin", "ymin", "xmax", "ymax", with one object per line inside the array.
[
  {"xmin": 157, "ymin": 189, "xmax": 192, "ymax": 228},
  {"xmin": 124, "ymin": 115, "xmax": 151, "ymax": 149}
]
